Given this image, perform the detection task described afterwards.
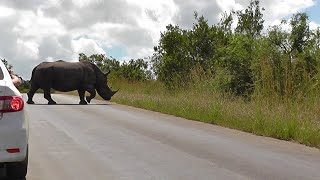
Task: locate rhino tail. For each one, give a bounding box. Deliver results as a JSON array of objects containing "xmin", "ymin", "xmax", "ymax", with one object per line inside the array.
[{"xmin": 30, "ymin": 66, "xmax": 37, "ymax": 82}]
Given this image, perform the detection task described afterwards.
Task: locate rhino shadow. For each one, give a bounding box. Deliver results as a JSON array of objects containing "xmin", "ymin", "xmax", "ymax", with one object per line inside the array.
[{"xmin": 27, "ymin": 103, "xmax": 111, "ymax": 106}]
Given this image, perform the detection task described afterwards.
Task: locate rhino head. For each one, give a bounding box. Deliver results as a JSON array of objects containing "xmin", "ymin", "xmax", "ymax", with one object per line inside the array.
[{"xmin": 96, "ymin": 70, "xmax": 118, "ymax": 100}]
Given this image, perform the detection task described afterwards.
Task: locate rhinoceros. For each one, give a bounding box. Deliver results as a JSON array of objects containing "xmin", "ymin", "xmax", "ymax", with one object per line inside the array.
[{"xmin": 27, "ymin": 60, "xmax": 118, "ymax": 105}]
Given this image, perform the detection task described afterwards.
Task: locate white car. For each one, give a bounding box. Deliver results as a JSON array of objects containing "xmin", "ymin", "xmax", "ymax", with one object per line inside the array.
[{"xmin": 0, "ymin": 61, "xmax": 29, "ymax": 179}]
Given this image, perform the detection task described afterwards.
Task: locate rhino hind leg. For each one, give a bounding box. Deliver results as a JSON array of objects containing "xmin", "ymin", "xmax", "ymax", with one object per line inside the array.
[
  {"xmin": 27, "ymin": 93, "xmax": 35, "ymax": 104},
  {"xmin": 43, "ymin": 88, "xmax": 56, "ymax": 105},
  {"xmin": 27, "ymin": 84, "xmax": 39, "ymax": 104}
]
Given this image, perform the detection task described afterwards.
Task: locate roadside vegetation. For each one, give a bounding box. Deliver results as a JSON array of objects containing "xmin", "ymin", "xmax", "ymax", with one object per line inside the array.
[{"xmin": 5, "ymin": 0, "xmax": 320, "ymax": 148}]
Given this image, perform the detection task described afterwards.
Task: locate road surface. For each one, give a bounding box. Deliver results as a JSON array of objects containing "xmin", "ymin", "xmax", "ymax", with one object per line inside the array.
[{"xmin": 4, "ymin": 93, "xmax": 320, "ymax": 179}]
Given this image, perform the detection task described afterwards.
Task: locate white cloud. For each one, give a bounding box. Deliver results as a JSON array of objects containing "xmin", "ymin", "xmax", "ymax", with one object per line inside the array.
[
  {"xmin": 13, "ymin": 9, "xmax": 66, "ymax": 41},
  {"xmin": 217, "ymin": 0, "xmax": 243, "ymax": 12},
  {"xmin": 72, "ymin": 38, "xmax": 106, "ymax": 58},
  {"xmin": 172, "ymin": 0, "xmax": 222, "ymax": 28},
  {"xmin": 127, "ymin": 0, "xmax": 178, "ymax": 44},
  {"xmin": 72, "ymin": 0, "xmax": 93, "ymax": 8},
  {"xmin": 261, "ymin": 0, "xmax": 315, "ymax": 28},
  {"xmin": 0, "ymin": 6, "xmax": 15, "ymax": 17},
  {"xmin": 310, "ymin": 21, "xmax": 320, "ymax": 30},
  {"xmin": 16, "ymin": 39, "xmax": 39, "ymax": 60},
  {"xmin": 123, "ymin": 47, "xmax": 154, "ymax": 61}
]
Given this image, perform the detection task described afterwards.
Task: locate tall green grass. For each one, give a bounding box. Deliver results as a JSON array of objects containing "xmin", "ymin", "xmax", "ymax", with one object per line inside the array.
[{"xmin": 108, "ymin": 79, "xmax": 320, "ymax": 148}]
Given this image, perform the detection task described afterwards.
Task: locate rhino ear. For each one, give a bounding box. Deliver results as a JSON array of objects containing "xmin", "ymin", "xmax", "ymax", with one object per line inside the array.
[{"xmin": 104, "ymin": 70, "xmax": 111, "ymax": 77}]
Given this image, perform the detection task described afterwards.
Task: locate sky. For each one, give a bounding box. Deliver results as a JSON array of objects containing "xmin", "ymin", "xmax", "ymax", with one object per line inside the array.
[{"xmin": 0, "ymin": 0, "xmax": 319, "ymax": 79}]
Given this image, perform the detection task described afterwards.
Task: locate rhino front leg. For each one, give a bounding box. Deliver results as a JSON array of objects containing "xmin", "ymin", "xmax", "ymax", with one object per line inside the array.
[
  {"xmin": 85, "ymin": 86, "xmax": 96, "ymax": 104},
  {"xmin": 77, "ymin": 89, "xmax": 87, "ymax": 105},
  {"xmin": 44, "ymin": 88, "xmax": 56, "ymax": 105}
]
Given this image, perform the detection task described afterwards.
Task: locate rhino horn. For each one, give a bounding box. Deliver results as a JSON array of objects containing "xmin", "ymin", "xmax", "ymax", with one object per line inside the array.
[{"xmin": 112, "ymin": 89, "xmax": 119, "ymax": 95}]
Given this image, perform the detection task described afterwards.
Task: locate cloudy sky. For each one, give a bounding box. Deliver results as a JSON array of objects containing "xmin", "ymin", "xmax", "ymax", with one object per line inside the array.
[{"xmin": 0, "ymin": 0, "xmax": 319, "ymax": 79}]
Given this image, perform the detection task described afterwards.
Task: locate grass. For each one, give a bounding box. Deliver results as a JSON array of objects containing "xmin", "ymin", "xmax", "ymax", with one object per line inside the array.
[{"xmin": 67, "ymin": 79, "xmax": 320, "ymax": 148}]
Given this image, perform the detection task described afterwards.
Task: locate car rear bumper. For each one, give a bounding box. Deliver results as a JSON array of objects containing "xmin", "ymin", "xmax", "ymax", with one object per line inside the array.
[{"xmin": 0, "ymin": 128, "xmax": 28, "ymax": 162}]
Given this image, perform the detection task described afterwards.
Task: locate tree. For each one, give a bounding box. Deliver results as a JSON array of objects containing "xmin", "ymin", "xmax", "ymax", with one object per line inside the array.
[
  {"xmin": 119, "ymin": 59, "xmax": 150, "ymax": 81},
  {"xmin": 290, "ymin": 13, "xmax": 310, "ymax": 53},
  {"xmin": 79, "ymin": 53, "xmax": 120, "ymax": 72},
  {"xmin": 79, "ymin": 53, "xmax": 151, "ymax": 82},
  {"xmin": 212, "ymin": 0, "xmax": 265, "ymax": 95},
  {"xmin": 235, "ymin": 0, "xmax": 264, "ymax": 38},
  {"xmin": 219, "ymin": 11, "xmax": 234, "ymax": 34},
  {"xmin": 266, "ymin": 13, "xmax": 317, "ymax": 97},
  {"xmin": 152, "ymin": 24, "xmax": 191, "ymax": 88},
  {"xmin": 149, "ymin": 0, "xmax": 320, "ymax": 98},
  {"xmin": 188, "ymin": 13, "xmax": 217, "ymax": 71}
]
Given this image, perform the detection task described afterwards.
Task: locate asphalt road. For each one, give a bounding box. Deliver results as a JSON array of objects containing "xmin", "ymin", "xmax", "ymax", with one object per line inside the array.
[{"xmin": 4, "ymin": 93, "xmax": 320, "ymax": 180}]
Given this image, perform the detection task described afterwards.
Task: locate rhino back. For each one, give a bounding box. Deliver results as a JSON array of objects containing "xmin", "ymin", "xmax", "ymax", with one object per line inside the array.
[{"xmin": 32, "ymin": 61, "xmax": 96, "ymax": 91}]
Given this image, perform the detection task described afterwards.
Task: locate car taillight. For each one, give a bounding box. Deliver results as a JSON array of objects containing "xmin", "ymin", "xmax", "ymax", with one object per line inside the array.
[{"xmin": 0, "ymin": 96, "xmax": 24, "ymax": 113}]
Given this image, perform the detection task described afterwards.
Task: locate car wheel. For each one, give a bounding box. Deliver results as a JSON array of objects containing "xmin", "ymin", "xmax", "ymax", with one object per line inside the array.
[{"xmin": 6, "ymin": 147, "xmax": 28, "ymax": 179}]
